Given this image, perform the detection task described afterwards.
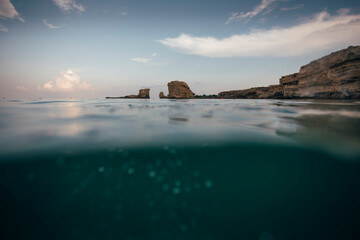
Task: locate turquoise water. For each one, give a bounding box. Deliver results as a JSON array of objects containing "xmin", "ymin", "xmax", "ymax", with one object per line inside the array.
[{"xmin": 1, "ymin": 99, "xmax": 360, "ymax": 239}]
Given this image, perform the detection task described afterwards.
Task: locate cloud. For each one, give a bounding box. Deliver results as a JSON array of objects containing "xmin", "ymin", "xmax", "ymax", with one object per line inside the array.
[
  {"xmin": 40, "ymin": 69, "xmax": 93, "ymax": 92},
  {"xmin": 226, "ymin": 0, "xmax": 277, "ymax": 24},
  {"xmin": 0, "ymin": 23, "xmax": 8, "ymax": 32},
  {"xmin": 280, "ymin": 4, "xmax": 304, "ymax": 11},
  {"xmin": 43, "ymin": 19, "xmax": 65, "ymax": 29},
  {"xmin": 131, "ymin": 53, "xmax": 158, "ymax": 63},
  {"xmin": 53, "ymin": 0, "xmax": 85, "ymax": 13},
  {"xmin": 16, "ymin": 85, "xmax": 30, "ymax": 91},
  {"xmin": 159, "ymin": 10, "xmax": 360, "ymax": 57},
  {"xmin": 131, "ymin": 57, "xmax": 151, "ymax": 63},
  {"xmin": 0, "ymin": 0, "xmax": 24, "ymax": 21},
  {"xmin": 120, "ymin": 7, "xmax": 128, "ymax": 16}
]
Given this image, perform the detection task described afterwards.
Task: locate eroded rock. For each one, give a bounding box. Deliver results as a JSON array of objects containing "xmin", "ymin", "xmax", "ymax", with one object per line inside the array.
[
  {"xmin": 161, "ymin": 81, "xmax": 195, "ymax": 99},
  {"xmin": 137, "ymin": 89, "xmax": 150, "ymax": 98},
  {"xmin": 218, "ymin": 46, "xmax": 360, "ymax": 99},
  {"xmin": 159, "ymin": 92, "xmax": 166, "ymax": 99},
  {"xmin": 219, "ymin": 85, "xmax": 283, "ymax": 99},
  {"xmin": 106, "ymin": 88, "xmax": 150, "ymax": 99}
]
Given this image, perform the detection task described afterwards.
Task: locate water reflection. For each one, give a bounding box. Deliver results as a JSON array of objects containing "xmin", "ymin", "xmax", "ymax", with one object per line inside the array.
[
  {"xmin": 0, "ymin": 99, "xmax": 359, "ymax": 158},
  {"xmin": 48, "ymin": 102, "xmax": 83, "ymax": 119},
  {"xmin": 169, "ymin": 115, "xmax": 189, "ymax": 123}
]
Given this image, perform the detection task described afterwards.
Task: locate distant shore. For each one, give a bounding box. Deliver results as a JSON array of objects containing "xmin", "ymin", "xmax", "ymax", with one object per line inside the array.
[{"xmin": 106, "ymin": 46, "xmax": 360, "ymax": 100}]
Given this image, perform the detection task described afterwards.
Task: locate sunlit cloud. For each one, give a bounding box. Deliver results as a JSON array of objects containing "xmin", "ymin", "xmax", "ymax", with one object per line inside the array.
[
  {"xmin": 131, "ymin": 53, "xmax": 158, "ymax": 63},
  {"xmin": 0, "ymin": 0, "xmax": 25, "ymax": 21},
  {"xmin": 0, "ymin": 0, "xmax": 24, "ymax": 31},
  {"xmin": 40, "ymin": 69, "xmax": 93, "ymax": 92},
  {"xmin": 226, "ymin": 0, "xmax": 277, "ymax": 24},
  {"xmin": 42, "ymin": 19, "xmax": 65, "ymax": 29},
  {"xmin": 53, "ymin": 0, "xmax": 85, "ymax": 13},
  {"xmin": 159, "ymin": 10, "xmax": 360, "ymax": 57}
]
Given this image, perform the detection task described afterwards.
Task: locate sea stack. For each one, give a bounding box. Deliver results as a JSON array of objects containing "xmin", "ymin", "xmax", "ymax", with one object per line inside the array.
[
  {"xmin": 137, "ymin": 89, "xmax": 150, "ymax": 98},
  {"xmin": 159, "ymin": 92, "xmax": 166, "ymax": 99},
  {"xmin": 160, "ymin": 81, "xmax": 195, "ymax": 99},
  {"xmin": 218, "ymin": 46, "xmax": 360, "ymax": 99}
]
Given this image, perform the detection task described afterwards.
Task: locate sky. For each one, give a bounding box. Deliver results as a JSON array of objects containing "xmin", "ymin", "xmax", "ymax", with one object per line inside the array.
[{"xmin": 0, "ymin": 0, "xmax": 360, "ymax": 99}]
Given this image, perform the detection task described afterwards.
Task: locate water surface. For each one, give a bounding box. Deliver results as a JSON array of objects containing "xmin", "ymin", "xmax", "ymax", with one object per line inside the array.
[{"xmin": 1, "ymin": 99, "xmax": 360, "ymax": 240}]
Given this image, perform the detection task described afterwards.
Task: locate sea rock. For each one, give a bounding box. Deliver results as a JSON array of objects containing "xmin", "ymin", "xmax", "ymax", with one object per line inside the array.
[
  {"xmin": 106, "ymin": 88, "xmax": 150, "ymax": 99},
  {"xmin": 137, "ymin": 88, "xmax": 150, "ymax": 98},
  {"xmin": 159, "ymin": 92, "xmax": 166, "ymax": 99},
  {"xmin": 218, "ymin": 46, "xmax": 360, "ymax": 99},
  {"xmin": 162, "ymin": 81, "xmax": 195, "ymax": 99},
  {"xmin": 195, "ymin": 94, "xmax": 219, "ymax": 99}
]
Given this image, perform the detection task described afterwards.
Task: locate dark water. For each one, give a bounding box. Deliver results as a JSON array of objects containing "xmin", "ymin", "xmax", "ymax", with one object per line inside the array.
[{"xmin": 1, "ymin": 99, "xmax": 360, "ymax": 240}]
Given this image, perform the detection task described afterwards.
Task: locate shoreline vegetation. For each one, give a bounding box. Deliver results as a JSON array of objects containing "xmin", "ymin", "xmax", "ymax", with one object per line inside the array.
[{"xmin": 106, "ymin": 45, "xmax": 360, "ymax": 100}]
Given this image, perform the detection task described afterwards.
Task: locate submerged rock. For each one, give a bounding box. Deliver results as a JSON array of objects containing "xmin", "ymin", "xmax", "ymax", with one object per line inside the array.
[
  {"xmin": 161, "ymin": 81, "xmax": 195, "ymax": 99},
  {"xmin": 219, "ymin": 46, "xmax": 360, "ymax": 99},
  {"xmin": 106, "ymin": 88, "xmax": 150, "ymax": 99}
]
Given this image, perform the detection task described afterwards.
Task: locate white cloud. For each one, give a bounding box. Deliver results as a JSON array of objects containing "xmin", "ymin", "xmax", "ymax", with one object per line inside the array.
[
  {"xmin": 280, "ymin": 4, "xmax": 304, "ymax": 11},
  {"xmin": 131, "ymin": 57, "xmax": 151, "ymax": 63},
  {"xmin": 0, "ymin": 23, "xmax": 8, "ymax": 32},
  {"xmin": 226, "ymin": 0, "xmax": 277, "ymax": 24},
  {"xmin": 43, "ymin": 19, "xmax": 65, "ymax": 29},
  {"xmin": 131, "ymin": 53, "xmax": 158, "ymax": 63},
  {"xmin": 159, "ymin": 10, "xmax": 360, "ymax": 57},
  {"xmin": 41, "ymin": 69, "xmax": 93, "ymax": 92},
  {"xmin": 16, "ymin": 85, "xmax": 30, "ymax": 91},
  {"xmin": 0, "ymin": 0, "xmax": 24, "ymax": 21},
  {"xmin": 53, "ymin": 0, "xmax": 85, "ymax": 13}
]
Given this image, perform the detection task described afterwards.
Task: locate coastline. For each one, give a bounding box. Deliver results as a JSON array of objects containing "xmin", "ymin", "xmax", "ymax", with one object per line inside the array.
[{"xmin": 106, "ymin": 46, "xmax": 360, "ymax": 100}]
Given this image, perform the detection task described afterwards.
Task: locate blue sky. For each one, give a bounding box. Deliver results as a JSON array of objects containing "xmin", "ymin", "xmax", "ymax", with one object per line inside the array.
[{"xmin": 0, "ymin": 0, "xmax": 360, "ymax": 98}]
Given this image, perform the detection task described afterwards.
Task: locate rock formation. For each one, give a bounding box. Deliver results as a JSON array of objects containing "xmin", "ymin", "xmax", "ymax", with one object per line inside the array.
[
  {"xmin": 219, "ymin": 46, "xmax": 360, "ymax": 99},
  {"xmin": 160, "ymin": 81, "xmax": 195, "ymax": 99},
  {"xmin": 138, "ymin": 89, "xmax": 150, "ymax": 98},
  {"xmin": 106, "ymin": 88, "xmax": 150, "ymax": 99},
  {"xmin": 159, "ymin": 92, "xmax": 166, "ymax": 99},
  {"xmin": 219, "ymin": 85, "xmax": 283, "ymax": 99},
  {"xmin": 195, "ymin": 94, "xmax": 219, "ymax": 99}
]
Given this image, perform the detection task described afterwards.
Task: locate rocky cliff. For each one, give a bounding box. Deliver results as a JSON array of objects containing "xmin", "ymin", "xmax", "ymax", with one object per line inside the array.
[
  {"xmin": 219, "ymin": 85, "xmax": 284, "ymax": 99},
  {"xmin": 218, "ymin": 46, "xmax": 360, "ymax": 99},
  {"xmin": 106, "ymin": 88, "xmax": 150, "ymax": 99},
  {"xmin": 160, "ymin": 81, "xmax": 195, "ymax": 99}
]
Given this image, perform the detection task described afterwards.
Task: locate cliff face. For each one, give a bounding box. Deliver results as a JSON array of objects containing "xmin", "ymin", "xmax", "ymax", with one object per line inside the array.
[
  {"xmin": 160, "ymin": 81, "xmax": 195, "ymax": 99},
  {"xmin": 219, "ymin": 46, "xmax": 360, "ymax": 99},
  {"xmin": 219, "ymin": 85, "xmax": 284, "ymax": 99}
]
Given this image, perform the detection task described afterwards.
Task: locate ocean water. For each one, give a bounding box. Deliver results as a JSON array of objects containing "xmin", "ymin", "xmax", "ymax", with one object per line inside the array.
[{"xmin": 0, "ymin": 99, "xmax": 360, "ymax": 240}]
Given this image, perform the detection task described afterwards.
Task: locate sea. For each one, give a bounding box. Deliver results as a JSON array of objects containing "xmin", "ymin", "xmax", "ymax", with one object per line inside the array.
[{"xmin": 0, "ymin": 98, "xmax": 360, "ymax": 240}]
